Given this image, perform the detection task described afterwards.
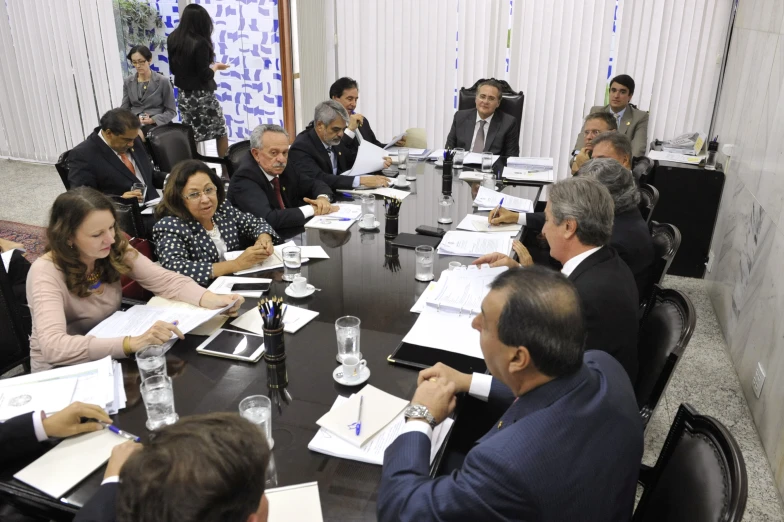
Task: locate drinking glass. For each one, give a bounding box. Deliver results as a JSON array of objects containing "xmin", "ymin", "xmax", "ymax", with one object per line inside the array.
[
  {"xmin": 140, "ymin": 375, "xmax": 178, "ymax": 430},
  {"xmin": 415, "ymin": 245, "xmax": 435, "ymax": 281},
  {"xmin": 132, "ymin": 182, "xmax": 147, "ymax": 201},
  {"xmin": 481, "ymin": 152, "xmax": 494, "ymax": 173},
  {"xmin": 282, "ymin": 246, "xmax": 301, "ymax": 281},
  {"xmin": 239, "ymin": 394, "xmax": 274, "ymax": 449},
  {"xmin": 360, "ymin": 194, "xmax": 376, "ymax": 218},
  {"xmin": 453, "ymin": 148, "xmax": 465, "ymax": 169},
  {"xmin": 482, "ymin": 173, "xmax": 496, "ymax": 189},
  {"xmin": 405, "ymin": 156, "xmax": 417, "ymax": 180},
  {"xmin": 335, "ymin": 316, "xmax": 361, "ymax": 362},
  {"xmin": 438, "ymin": 194, "xmax": 454, "ymax": 224},
  {"xmin": 398, "ymin": 148, "xmax": 409, "ymax": 170},
  {"xmin": 136, "ymin": 345, "xmax": 167, "ymax": 381}
]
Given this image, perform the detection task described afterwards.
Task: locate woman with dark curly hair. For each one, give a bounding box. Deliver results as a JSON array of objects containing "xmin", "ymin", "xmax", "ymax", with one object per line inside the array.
[{"xmin": 26, "ymin": 187, "xmax": 243, "ymax": 372}]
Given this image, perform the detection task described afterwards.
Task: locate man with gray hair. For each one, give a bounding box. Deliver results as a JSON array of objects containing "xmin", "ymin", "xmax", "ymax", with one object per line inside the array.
[
  {"xmin": 475, "ymin": 176, "xmax": 639, "ymax": 382},
  {"xmin": 228, "ymin": 123, "xmax": 340, "ymax": 230},
  {"xmin": 289, "ymin": 100, "xmax": 392, "ymax": 191},
  {"xmin": 591, "ymin": 131, "xmax": 632, "ymax": 169}
]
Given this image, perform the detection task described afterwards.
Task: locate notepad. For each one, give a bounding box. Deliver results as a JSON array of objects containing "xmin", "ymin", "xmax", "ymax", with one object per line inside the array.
[
  {"xmin": 231, "ymin": 305, "xmax": 319, "ymax": 335},
  {"xmin": 267, "ymin": 482, "xmax": 324, "ymax": 522},
  {"xmin": 437, "ymin": 231, "xmax": 512, "ymax": 258},
  {"xmin": 14, "ymin": 430, "xmax": 128, "ymax": 499},
  {"xmin": 456, "ymin": 214, "xmax": 521, "ymax": 236}
]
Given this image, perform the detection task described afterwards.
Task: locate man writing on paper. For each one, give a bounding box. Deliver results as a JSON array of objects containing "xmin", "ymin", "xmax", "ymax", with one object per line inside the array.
[
  {"xmin": 476, "ymin": 177, "xmax": 639, "ymax": 382},
  {"xmin": 330, "ymin": 77, "xmax": 407, "ymax": 149},
  {"xmin": 570, "ymin": 111, "xmax": 617, "ymax": 174},
  {"xmin": 377, "ymin": 267, "xmax": 643, "ymax": 522},
  {"xmin": 445, "ymin": 79, "xmax": 520, "ymax": 157},
  {"xmin": 289, "ymin": 101, "xmax": 391, "ymax": 190},
  {"xmin": 228, "ymin": 124, "xmax": 340, "ymax": 230}
]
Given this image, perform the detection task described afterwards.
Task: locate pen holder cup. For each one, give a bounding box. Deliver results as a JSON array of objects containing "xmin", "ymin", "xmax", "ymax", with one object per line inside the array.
[
  {"xmin": 263, "ymin": 326, "xmax": 286, "ymax": 362},
  {"xmin": 442, "ymin": 175, "xmax": 453, "ymax": 195},
  {"xmin": 266, "ymin": 359, "xmax": 289, "ymax": 388},
  {"xmin": 384, "ymin": 214, "xmax": 399, "ymax": 238},
  {"xmin": 442, "ymin": 160, "xmax": 453, "ymax": 179}
]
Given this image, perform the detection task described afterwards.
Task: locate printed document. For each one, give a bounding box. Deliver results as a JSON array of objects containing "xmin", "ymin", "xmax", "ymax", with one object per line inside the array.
[
  {"xmin": 303, "ymin": 204, "xmax": 363, "ymax": 231},
  {"xmin": 437, "ymin": 230, "xmax": 512, "ymax": 258},
  {"xmin": 343, "ymin": 141, "xmax": 387, "ymax": 176},
  {"xmin": 231, "ymin": 305, "xmax": 319, "ymax": 335},
  {"xmin": 456, "ymin": 214, "xmax": 521, "ymax": 236},
  {"xmin": 473, "ymin": 186, "xmax": 533, "ymax": 213}
]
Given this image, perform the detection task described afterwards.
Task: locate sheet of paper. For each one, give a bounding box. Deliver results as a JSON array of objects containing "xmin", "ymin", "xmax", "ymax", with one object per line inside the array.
[
  {"xmin": 14, "ymin": 430, "xmax": 128, "ymax": 499},
  {"xmin": 304, "ymin": 204, "xmax": 363, "ymax": 231},
  {"xmin": 473, "ymin": 186, "xmax": 533, "ymax": 213},
  {"xmin": 309, "ymin": 395, "xmax": 454, "ymax": 465},
  {"xmin": 316, "ymin": 385, "xmax": 409, "ymax": 448},
  {"xmin": 299, "ymin": 246, "xmax": 330, "ymax": 259},
  {"xmin": 383, "ymin": 133, "xmax": 407, "ymax": 150},
  {"xmin": 410, "ymin": 281, "xmax": 439, "ymax": 313},
  {"xmin": 231, "ymin": 305, "xmax": 319, "ymax": 335},
  {"xmin": 462, "ymin": 152, "xmax": 500, "ymax": 165},
  {"xmin": 0, "ymin": 378, "xmax": 77, "ymax": 421},
  {"xmin": 87, "ymin": 302, "xmax": 233, "ymax": 339},
  {"xmin": 266, "ymin": 482, "xmax": 324, "ymax": 522},
  {"xmin": 502, "ymin": 166, "xmax": 554, "ymax": 182},
  {"xmin": 225, "ymin": 241, "xmax": 309, "ymax": 275},
  {"xmin": 343, "ymin": 141, "xmax": 388, "ymax": 176},
  {"xmin": 648, "ymin": 150, "xmax": 704, "ymax": 165},
  {"xmin": 458, "ymin": 171, "xmax": 484, "ymax": 181},
  {"xmin": 506, "ymin": 156, "xmax": 554, "ymax": 169},
  {"xmin": 207, "ymin": 276, "xmax": 272, "ymax": 298},
  {"xmin": 456, "ymin": 214, "xmax": 521, "ymax": 236},
  {"xmin": 425, "ymin": 266, "xmax": 507, "ymax": 315},
  {"xmin": 141, "ymin": 207, "xmax": 153, "ymax": 215},
  {"xmin": 389, "ymin": 147, "xmax": 427, "ymax": 156},
  {"xmin": 144, "ymin": 196, "xmax": 161, "ymax": 207},
  {"xmin": 437, "ymin": 231, "xmax": 512, "ymax": 258},
  {"xmin": 146, "ymin": 296, "xmax": 229, "ymax": 336},
  {"xmin": 402, "ymin": 304, "xmax": 484, "ymax": 358},
  {"xmin": 340, "ymin": 187, "xmax": 412, "ymax": 201}
]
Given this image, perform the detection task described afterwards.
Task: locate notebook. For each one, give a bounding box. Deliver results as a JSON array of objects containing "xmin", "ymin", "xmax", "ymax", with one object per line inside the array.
[{"xmin": 266, "ymin": 482, "xmax": 323, "ymax": 521}]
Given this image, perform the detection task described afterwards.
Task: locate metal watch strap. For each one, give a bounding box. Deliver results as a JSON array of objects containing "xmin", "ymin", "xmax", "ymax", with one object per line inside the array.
[{"xmin": 404, "ymin": 404, "xmax": 437, "ymax": 429}]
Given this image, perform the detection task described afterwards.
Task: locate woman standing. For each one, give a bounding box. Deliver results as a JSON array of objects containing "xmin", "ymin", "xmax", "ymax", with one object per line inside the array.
[
  {"xmin": 167, "ymin": 4, "xmax": 230, "ymax": 175},
  {"xmin": 121, "ymin": 45, "xmax": 177, "ymax": 136}
]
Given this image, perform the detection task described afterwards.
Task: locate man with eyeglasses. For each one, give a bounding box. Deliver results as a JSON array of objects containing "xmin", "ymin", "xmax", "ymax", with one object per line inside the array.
[
  {"xmin": 445, "ymin": 79, "xmax": 520, "ymax": 157},
  {"xmin": 569, "ymin": 112, "xmax": 618, "ymax": 175}
]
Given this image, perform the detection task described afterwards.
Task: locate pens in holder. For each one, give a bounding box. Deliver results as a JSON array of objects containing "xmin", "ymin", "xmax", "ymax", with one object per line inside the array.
[
  {"xmin": 258, "ymin": 297, "xmax": 285, "ymax": 329},
  {"xmin": 489, "ymin": 197, "xmax": 504, "ymax": 226},
  {"xmin": 98, "ymin": 421, "xmax": 141, "ymax": 443}
]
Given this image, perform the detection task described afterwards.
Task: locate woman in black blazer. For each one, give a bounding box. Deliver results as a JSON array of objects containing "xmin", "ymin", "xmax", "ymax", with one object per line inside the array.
[
  {"xmin": 121, "ymin": 45, "xmax": 177, "ymax": 136},
  {"xmin": 153, "ymin": 160, "xmax": 282, "ymax": 286},
  {"xmin": 167, "ymin": 4, "xmax": 230, "ymax": 174}
]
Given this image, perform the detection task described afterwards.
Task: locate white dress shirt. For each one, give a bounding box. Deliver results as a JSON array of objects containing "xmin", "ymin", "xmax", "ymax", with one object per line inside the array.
[
  {"xmin": 516, "ymin": 213, "xmax": 527, "ymax": 226},
  {"xmin": 471, "ymin": 113, "xmax": 494, "ymax": 152},
  {"xmin": 319, "ymin": 140, "xmax": 362, "ymax": 187},
  {"xmin": 560, "ymin": 246, "xmax": 602, "ymax": 277},
  {"xmin": 98, "ymin": 130, "xmax": 144, "ymax": 184},
  {"xmin": 609, "ymin": 106, "xmax": 626, "ymax": 129},
  {"xmin": 32, "ymin": 411, "xmax": 48, "ymax": 442},
  {"xmin": 262, "ymin": 170, "xmax": 319, "ymax": 219}
]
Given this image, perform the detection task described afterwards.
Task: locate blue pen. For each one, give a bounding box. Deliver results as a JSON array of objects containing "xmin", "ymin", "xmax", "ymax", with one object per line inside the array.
[
  {"xmin": 490, "ymin": 197, "xmax": 504, "ymax": 226},
  {"xmin": 355, "ymin": 396, "xmax": 363, "ymax": 436},
  {"xmin": 340, "ymin": 192, "xmax": 353, "ymax": 198},
  {"xmin": 98, "ymin": 421, "xmax": 141, "ymax": 443},
  {"xmin": 321, "ymin": 217, "xmax": 352, "ymax": 221}
]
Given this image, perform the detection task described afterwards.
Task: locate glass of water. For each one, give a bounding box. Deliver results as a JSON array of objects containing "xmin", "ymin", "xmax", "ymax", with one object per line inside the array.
[
  {"xmin": 398, "ymin": 148, "xmax": 409, "ymax": 170},
  {"xmin": 360, "ymin": 194, "xmax": 376, "ymax": 218},
  {"xmin": 132, "ymin": 182, "xmax": 147, "ymax": 201},
  {"xmin": 481, "ymin": 152, "xmax": 494, "ymax": 173},
  {"xmin": 438, "ymin": 194, "xmax": 454, "ymax": 224},
  {"xmin": 239, "ymin": 394, "xmax": 274, "ymax": 449},
  {"xmin": 335, "ymin": 316, "xmax": 361, "ymax": 362},
  {"xmin": 136, "ymin": 344, "xmax": 167, "ymax": 381},
  {"xmin": 405, "ymin": 156, "xmax": 417, "ymax": 181},
  {"xmin": 282, "ymin": 246, "xmax": 301, "ymax": 281},
  {"xmin": 415, "ymin": 245, "xmax": 435, "ymax": 281},
  {"xmin": 140, "ymin": 375, "xmax": 178, "ymax": 430},
  {"xmin": 482, "ymin": 173, "xmax": 496, "ymax": 189},
  {"xmin": 453, "ymin": 148, "xmax": 465, "ymax": 169}
]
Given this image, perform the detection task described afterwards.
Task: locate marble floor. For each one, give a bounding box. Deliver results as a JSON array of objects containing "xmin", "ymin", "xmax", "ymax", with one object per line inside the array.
[{"xmin": 1, "ymin": 158, "xmax": 783, "ymax": 519}]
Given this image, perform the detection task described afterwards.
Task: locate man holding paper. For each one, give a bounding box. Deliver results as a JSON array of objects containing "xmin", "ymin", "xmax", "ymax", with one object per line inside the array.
[{"xmin": 377, "ymin": 267, "xmax": 643, "ymax": 522}]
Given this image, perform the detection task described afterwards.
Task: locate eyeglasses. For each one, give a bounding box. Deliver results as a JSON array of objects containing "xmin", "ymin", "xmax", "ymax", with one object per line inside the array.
[
  {"xmin": 183, "ymin": 186, "xmax": 217, "ymax": 201},
  {"xmin": 131, "ymin": 60, "xmax": 148, "ymax": 66},
  {"xmin": 583, "ymin": 129, "xmax": 604, "ymax": 137}
]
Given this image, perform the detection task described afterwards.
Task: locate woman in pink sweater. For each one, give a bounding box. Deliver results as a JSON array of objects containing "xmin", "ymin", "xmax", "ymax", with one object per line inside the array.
[{"xmin": 27, "ymin": 188, "xmax": 243, "ymax": 372}]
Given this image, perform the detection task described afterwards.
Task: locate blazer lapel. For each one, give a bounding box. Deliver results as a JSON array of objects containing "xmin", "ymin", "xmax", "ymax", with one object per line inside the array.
[
  {"xmin": 620, "ymin": 107, "xmax": 634, "ymax": 136},
  {"xmin": 567, "ymin": 246, "xmax": 610, "ymax": 283},
  {"xmin": 308, "ymin": 128, "xmax": 332, "ymax": 173},
  {"xmin": 460, "ymin": 110, "xmax": 476, "ymax": 150},
  {"xmin": 92, "ymin": 133, "xmax": 141, "ymax": 186},
  {"xmin": 484, "ymin": 112, "xmax": 502, "ymax": 150}
]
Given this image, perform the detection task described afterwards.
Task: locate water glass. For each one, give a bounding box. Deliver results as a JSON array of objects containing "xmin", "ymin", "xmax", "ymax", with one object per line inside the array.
[
  {"xmin": 415, "ymin": 245, "xmax": 435, "ymax": 282},
  {"xmin": 405, "ymin": 156, "xmax": 417, "ymax": 181},
  {"xmin": 335, "ymin": 316, "xmax": 361, "ymax": 362},
  {"xmin": 360, "ymin": 194, "xmax": 376, "ymax": 218},
  {"xmin": 239, "ymin": 394, "xmax": 274, "ymax": 449},
  {"xmin": 140, "ymin": 375, "xmax": 178, "ymax": 430},
  {"xmin": 453, "ymin": 148, "xmax": 465, "ymax": 169},
  {"xmin": 132, "ymin": 182, "xmax": 147, "ymax": 201},
  {"xmin": 481, "ymin": 152, "xmax": 494, "ymax": 173},
  {"xmin": 282, "ymin": 246, "xmax": 301, "ymax": 281},
  {"xmin": 438, "ymin": 194, "xmax": 454, "ymax": 224},
  {"xmin": 136, "ymin": 345, "xmax": 167, "ymax": 381},
  {"xmin": 482, "ymin": 173, "xmax": 496, "ymax": 189},
  {"xmin": 398, "ymin": 148, "xmax": 409, "ymax": 170}
]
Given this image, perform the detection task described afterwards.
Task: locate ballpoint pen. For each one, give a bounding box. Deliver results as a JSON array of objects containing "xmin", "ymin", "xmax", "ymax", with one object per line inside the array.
[
  {"xmin": 98, "ymin": 421, "xmax": 141, "ymax": 443},
  {"xmin": 355, "ymin": 396, "xmax": 363, "ymax": 436},
  {"xmin": 489, "ymin": 197, "xmax": 504, "ymax": 227},
  {"xmin": 320, "ymin": 217, "xmax": 352, "ymax": 222}
]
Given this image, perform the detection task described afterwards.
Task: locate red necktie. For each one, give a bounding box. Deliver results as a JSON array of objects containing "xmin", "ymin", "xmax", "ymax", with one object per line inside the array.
[
  {"xmin": 119, "ymin": 152, "xmax": 135, "ymax": 174},
  {"xmin": 271, "ymin": 177, "xmax": 286, "ymax": 209}
]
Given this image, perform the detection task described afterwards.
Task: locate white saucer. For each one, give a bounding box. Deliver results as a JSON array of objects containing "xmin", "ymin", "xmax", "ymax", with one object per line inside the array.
[
  {"xmin": 333, "ymin": 365, "xmax": 371, "ymax": 386},
  {"xmin": 285, "ymin": 284, "xmax": 315, "ymax": 298},
  {"xmin": 394, "ymin": 179, "xmax": 410, "ymax": 188},
  {"xmin": 337, "ymin": 352, "xmax": 363, "ymax": 363},
  {"xmin": 359, "ymin": 220, "xmax": 381, "ymax": 230}
]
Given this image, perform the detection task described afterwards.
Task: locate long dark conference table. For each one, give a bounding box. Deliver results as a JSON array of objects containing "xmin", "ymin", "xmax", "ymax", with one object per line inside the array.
[{"xmin": 0, "ymin": 161, "xmax": 547, "ymax": 521}]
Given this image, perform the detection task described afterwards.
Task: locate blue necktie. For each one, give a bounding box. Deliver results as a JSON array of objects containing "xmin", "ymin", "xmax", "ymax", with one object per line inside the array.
[{"xmin": 326, "ymin": 146, "xmax": 337, "ymax": 175}]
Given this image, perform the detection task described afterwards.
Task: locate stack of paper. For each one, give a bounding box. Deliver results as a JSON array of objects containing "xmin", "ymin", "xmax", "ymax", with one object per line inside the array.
[
  {"xmin": 339, "ymin": 187, "xmax": 412, "ymax": 201},
  {"xmin": 428, "ymin": 149, "xmax": 500, "ymax": 166},
  {"xmin": 304, "ymin": 204, "xmax": 363, "ymax": 231},
  {"xmin": 231, "ymin": 305, "xmax": 319, "ymax": 335},
  {"xmin": 648, "ymin": 150, "xmax": 704, "ymax": 165},
  {"xmin": 225, "ymin": 241, "xmax": 311, "ymax": 275},
  {"xmin": 309, "ymin": 394, "xmax": 453, "ymax": 466},
  {"xmin": 456, "ymin": 214, "xmax": 521, "ymax": 236},
  {"xmin": 661, "ymin": 132, "xmax": 705, "ymax": 155},
  {"xmin": 473, "ymin": 186, "xmax": 533, "ymax": 212},
  {"xmin": 386, "ymin": 147, "xmax": 429, "ymax": 158},
  {"xmin": 266, "ymin": 482, "xmax": 324, "ymax": 521},
  {"xmin": 437, "ymin": 230, "xmax": 513, "ymax": 258},
  {"xmin": 502, "ymin": 157, "xmax": 554, "ymax": 182},
  {"xmin": 0, "ymin": 356, "xmax": 126, "ymax": 421}
]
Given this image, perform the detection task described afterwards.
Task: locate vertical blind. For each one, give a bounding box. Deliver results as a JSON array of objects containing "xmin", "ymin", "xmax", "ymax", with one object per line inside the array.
[
  {"xmin": 616, "ymin": 0, "xmax": 733, "ymax": 143},
  {"xmin": 0, "ymin": 0, "xmax": 123, "ymax": 163}
]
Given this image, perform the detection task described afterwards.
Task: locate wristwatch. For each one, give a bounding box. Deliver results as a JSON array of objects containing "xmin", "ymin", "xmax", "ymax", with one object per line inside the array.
[{"xmin": 403, "ymin": 404, "xmax": 437, "ymax": 429}]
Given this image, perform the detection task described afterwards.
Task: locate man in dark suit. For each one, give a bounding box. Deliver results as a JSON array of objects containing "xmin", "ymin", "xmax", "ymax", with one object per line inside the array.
[
  {"xmin": 228, "ymin": 124, "xmax": 339, "ymax": 230},
  {"xmin": 477, "ymin": 177, "xmax": 639, "ymax": 382},
  {"xmin": 68, "ymin": 108, "xmax": 158, "ymax": 205},
  {"xmin": 570, "ymin": 111, "xmax": 617, "ymax": 174},
  {"xmin": 377, "ymin": 266, "xmax": 643, "ymax": 521},
  {"xmin": 330, "ymin": 77, "xmax": 407, "ymax": 150},
  {"xmin": 289, "ymin": 100, "xmax": 391, "ymax": 191},
  {"xmin": 445, "ymin": 79, "xmax": 520, "ymax": 157}
]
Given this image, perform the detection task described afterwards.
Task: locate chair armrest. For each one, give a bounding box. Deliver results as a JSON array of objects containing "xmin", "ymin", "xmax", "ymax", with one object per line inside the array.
[{"xmin": 152, "ymin": 169, "xmax": 167, "ymax": 190}]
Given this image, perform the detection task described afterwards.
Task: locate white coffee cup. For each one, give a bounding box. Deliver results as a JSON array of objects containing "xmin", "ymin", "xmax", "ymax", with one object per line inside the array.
[
  {"xmin": 361, "ymin": 213, "xmax": 376, "ymax": 228},
  {"xmin": 291, "ymin": 276, "xmax": 308, "ymax": 293},
  {"xmin": 342, "ymin": 356, "xmax": 367, "ymax": 382}
]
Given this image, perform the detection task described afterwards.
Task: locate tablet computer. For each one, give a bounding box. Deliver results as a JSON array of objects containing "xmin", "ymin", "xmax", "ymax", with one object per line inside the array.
[
  {"xmin": 195, "ymin": 329, "xmax": 265, "ymax": 363},
  {"xmin": 387, "ymin": 341, "xmax": 487, "ymax": 374}
]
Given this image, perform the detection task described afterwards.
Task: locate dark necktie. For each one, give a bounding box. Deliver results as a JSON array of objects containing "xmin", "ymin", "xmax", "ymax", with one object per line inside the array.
[
  {"xmin": 271, "ymin": 177, "xmax": 286, "ymax": 209},
  {"xmin": 472, "ymin": 120, "xmax": 486, "ymax": 152},
  {"xmin": 326, "ymin": 146, "xmax": 337, "ymax": 174}
]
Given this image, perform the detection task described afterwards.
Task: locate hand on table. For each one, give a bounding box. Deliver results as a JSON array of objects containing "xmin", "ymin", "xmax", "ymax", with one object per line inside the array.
[
  {"xmin": 130, "ymin": 320, "xmax": 185, "ymax": 351},
  {"xmin": 255, "ymin": 233, "xmax": 275, "ymax": 256},
  {"xmin": 234, "ymin": 245, "xmax": 271, "ymax": 270},
  {"xmin": 200, "ymin": 292, "xmax": 244, "ymax": 317},
  {"xmin": 304, "ymin": 197, "xmax": 338, "ymax": 216},
  {"xmin": 41, "ymin": 402, "xmax": 112, "ymax": 439},
  {"xmin": 418, "ymin": 363, "xmax": 472, "ymax": 394},
  {"xmin": 472, "ymin": 252, "xmax": 521, "ymax": 269},
  {"xmin": 104, "ymin": 441, "xmax": 142, "ymax": 479},
  {"xmin": 488, "ymin": 206, "xmax": 519, "ymax": 226},
  {"xmin": 511, "ymin": 240, "xmax": 534, "ymax": 266},
  {"xmin": 410, "ymin": 377, "xmax": 457, "ymax": 425},
  {"xmin": 360, "ymin": 175, "xmax": 390, "ymax": 188},
  {"xmin": 121, "ymin": 190, "xmax": 143, "ymax": 204}
]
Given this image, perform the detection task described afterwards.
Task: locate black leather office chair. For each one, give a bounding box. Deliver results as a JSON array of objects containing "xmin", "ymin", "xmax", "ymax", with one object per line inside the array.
[
  {"xmin": 635, "ymin": 287, "xmax": 696, "ymax": 428},
  {"xmin": 633, "ymin": 156, "xmax": 655, "ymax": 186},
  {"xmin": 458, "ymin": 79, "xmax": 525, "ymax": 138},
  {"xmin": 146, "ymin": 123, "xmax": 231, "ymax": 176},
  {"xmin": 55, "ymin": 150, "xmax": 71, "ymax": 190},
  {"xmin": 633, "ymin": 403, "xmax": 747, "ymax": 522},
  {"xmin": 639, "ymin": 183, "xmax": 659, "ymax": 225},
  {"xmin": 639, "ymin": 221, "xmax": 682, "ymax": 320},
  {"xmin": 107, "ymin": 195, "xmax": 146, "ymax": 239},
  {"xmin": 0, "ymin": 261, "xmax": 31, "ymax": 375},
  {"xmin": 226, "ymin": 140, "xmax": 251, "ymax": 179}
]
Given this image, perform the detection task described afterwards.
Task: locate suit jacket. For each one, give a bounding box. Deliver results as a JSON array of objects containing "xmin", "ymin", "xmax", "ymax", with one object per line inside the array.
[
  {"xmin": 121, "ymin": 71, "xmax": 177, "ymax": 127},
  {"xmin": 227, "ymin": 151, "xmax": 333, "ymax": 229},
  {"xmin": 152, "ymin": 202, "xmax": 280, "ymax": 287},
  {"xmin": 445, "ymin": 109, "xmax": 520, "ymax": 157},
  {"xmin": 341, "ymin": 116, "xmax": 386, "ymax": 149},
  {"xmin": 574, "ymin": 104, "xmax": 649, "ymax": 157},
  {"xmin": 289, "ymin": 127, "xmax": 359, "ymax": 192},
  {"xmin": 74, "ymin": 483, "xmax": 118, "ymax": 522},
  {"xmin": 568, "ymin": 246, "xmax": 639, "ymax": 383},
  {"xmin": 378, "ymin": 351, "xmax": 643, "ymax": 522},
  {"xmin": 0, "ymin": 413, "xmax": 41, "ymax": 467},
  {"xmin": 68, "ymin": 128, "xmax": 157, "ymax": 203}
]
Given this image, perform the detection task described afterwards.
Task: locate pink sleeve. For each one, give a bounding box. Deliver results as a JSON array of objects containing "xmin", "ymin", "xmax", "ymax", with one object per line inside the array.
[
  {"xmin": 126, "ymin": 249, "xmax": 207, "ymax": 305},
  {"xmin": 28, "ymin": 261, "xmax": 126, "ymax": 366}
]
